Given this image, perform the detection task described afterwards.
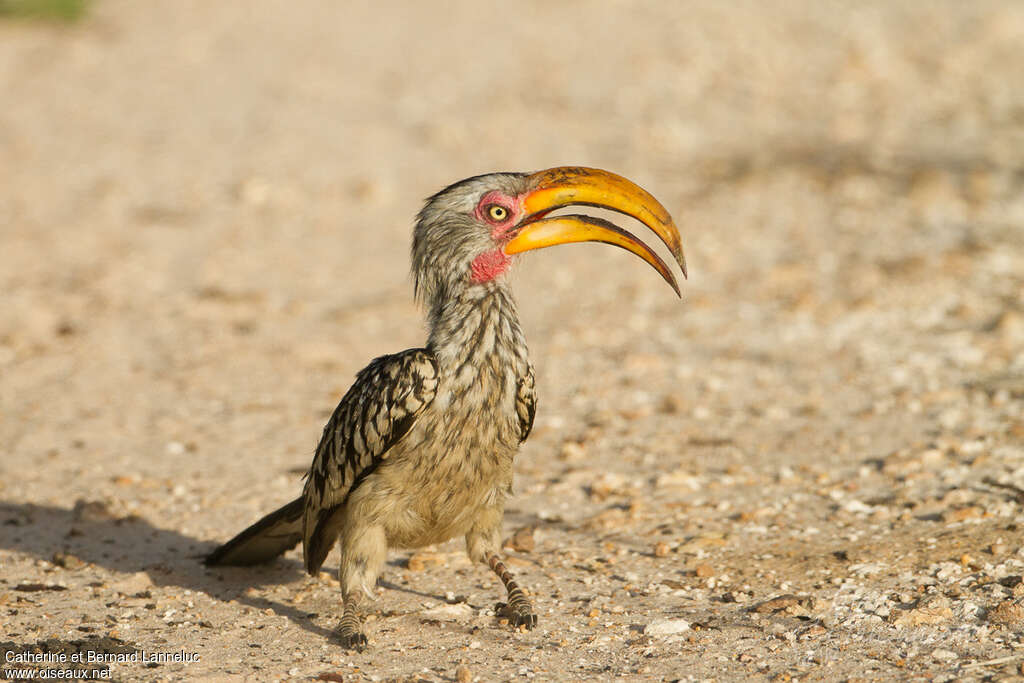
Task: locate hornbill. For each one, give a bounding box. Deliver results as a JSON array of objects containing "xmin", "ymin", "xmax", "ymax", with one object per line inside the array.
[{"xmin": 205, "ymin": 167, "xmax": 686, "ymax": 650}]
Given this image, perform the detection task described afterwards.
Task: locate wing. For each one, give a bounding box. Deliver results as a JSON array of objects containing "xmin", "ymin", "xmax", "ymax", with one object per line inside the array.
[
  {"xmin": 302, "ymin": 348, "xmax": 439, "ymax": 574},
  {"xmin": 516, "ymin": 363, "xmax": 537, "ymax": 443}
]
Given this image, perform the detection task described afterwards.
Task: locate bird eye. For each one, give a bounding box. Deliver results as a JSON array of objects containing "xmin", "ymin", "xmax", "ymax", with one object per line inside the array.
[{"xmin": 486, "ymin": 204, "xmax": 509, "ymax": 222}]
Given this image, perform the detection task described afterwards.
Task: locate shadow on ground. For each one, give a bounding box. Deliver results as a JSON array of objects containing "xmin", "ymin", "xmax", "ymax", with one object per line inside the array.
[{"xmin": 0, "ymin": 501, "xmax": 337, "ymax": 640}]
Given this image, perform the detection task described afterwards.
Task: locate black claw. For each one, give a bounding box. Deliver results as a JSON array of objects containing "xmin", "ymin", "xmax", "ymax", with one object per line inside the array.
[
  {"xmin": 495, "ymin": 602, "xmax": 538, "ymax": 630},
  {"xmin": 512, "ymin": 611, "xmax": 538, "ymax": 630},
  {"xmin": 337, "ymin": 631, "xmax": 368, "ymax": 651}
]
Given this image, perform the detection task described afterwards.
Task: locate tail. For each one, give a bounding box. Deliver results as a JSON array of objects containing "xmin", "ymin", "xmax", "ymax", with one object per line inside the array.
[
  {"xmin": 205, "ymin": 497, "xmax": 304, "ymax": 566},
  {"xmin": 304, "ymin": 503, "xmax": 345, "ymax": 576}
]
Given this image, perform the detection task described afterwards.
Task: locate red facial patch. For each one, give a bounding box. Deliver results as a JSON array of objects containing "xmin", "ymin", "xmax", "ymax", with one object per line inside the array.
[
  {"xmin": 475, "ymin": 190, "xmax": 521, "ymax": 240},
  {"xmin": 470, "ymin": 248, "xmax": 512, "ymax": 283}
]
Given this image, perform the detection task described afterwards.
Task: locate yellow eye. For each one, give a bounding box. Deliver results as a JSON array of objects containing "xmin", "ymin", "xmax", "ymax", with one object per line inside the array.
[{"xmin": 487, "ymin": 204, "xmax": 509, "ymax": 222}]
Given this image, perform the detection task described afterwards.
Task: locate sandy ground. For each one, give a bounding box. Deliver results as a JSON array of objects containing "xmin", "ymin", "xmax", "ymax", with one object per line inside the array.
[{"xmin": 2, "ymin": 1, "xmax": 1024, "ymax": 681}]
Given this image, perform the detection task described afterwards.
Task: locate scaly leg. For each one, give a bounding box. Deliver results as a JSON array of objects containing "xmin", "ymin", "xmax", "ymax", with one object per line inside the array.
[
  {"xmin": 337, "ymin": 590, "xmax": 368, "ymax": 651},
  {"xmin": 486, "ymin": 552, "xmax": 537, "ymax": 629},
  {"xmin": 465, "ymin": 508, "xmax": 538, "ymax": 630}
]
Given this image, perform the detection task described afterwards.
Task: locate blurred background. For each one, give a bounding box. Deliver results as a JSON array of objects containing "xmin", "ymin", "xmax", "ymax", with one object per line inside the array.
[
  {"xmin": 6, "ymin": 0, "xmax": 1022, "ymax": 466},
  {"xmin": 1, "ymin": 1, "xmax": 1023, "ymax": 678}
]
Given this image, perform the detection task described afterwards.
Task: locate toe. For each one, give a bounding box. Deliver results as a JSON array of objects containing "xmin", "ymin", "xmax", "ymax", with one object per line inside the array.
[
  {"xmin": 338, "ymin": 631, "xmax": 368, "ymax": 651},
  {"xmin": 513, "ymin": 611, "xmax": 538, "ymax": 630}
]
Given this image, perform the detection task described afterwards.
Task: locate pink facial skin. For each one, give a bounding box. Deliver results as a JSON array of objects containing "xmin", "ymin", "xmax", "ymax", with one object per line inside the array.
[
  {"xmin": 470, "ymin": 248, "xmax": 512, "ymax": 283},
  {"xmin": 474, "ymin": 190, "xmax": 523, "ymax": 240},
  {"xmin": 470, "ymin": 190, "xmax": 523, "ymax": 283}
]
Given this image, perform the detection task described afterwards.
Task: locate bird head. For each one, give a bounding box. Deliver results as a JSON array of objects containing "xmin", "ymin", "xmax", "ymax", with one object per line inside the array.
[{"xmin": 412, "ymin": 167, "xmax": 687, "ymax": 306}]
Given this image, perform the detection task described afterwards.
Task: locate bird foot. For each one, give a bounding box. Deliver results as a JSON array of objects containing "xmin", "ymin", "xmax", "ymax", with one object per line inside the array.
[
  {"xmin": 335, "ymin": 628, "xmax": 368, "ymax": 652},
  {"xmin": 495, "ymin": 601, "xmax": 538, "ymax": 630}
]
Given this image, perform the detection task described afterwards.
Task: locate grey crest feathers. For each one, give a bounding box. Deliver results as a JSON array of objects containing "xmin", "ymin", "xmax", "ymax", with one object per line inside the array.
[{"xmin": 411, "ymin": 172, "xmax": 529, "ymax": 310}]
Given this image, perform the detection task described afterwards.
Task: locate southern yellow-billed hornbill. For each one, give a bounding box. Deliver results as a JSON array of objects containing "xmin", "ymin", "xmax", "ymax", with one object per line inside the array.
[{"xmin": 205, "ymin": 167, "xmax": 686, "ymax": 649}]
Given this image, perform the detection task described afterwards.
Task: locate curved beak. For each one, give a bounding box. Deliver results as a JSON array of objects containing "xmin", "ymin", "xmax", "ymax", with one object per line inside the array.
[{"xmin": 503, "ymin": 166, "xmax": 687, "ymax": 296}]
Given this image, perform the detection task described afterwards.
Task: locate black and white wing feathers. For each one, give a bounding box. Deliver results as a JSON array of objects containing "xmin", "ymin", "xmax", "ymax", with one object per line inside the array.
[
  {"xmin": 303, "ymin": 348, "xmax": 439, "ymax": 574},
  {"xmin": 516, "ymin": 363, "xmax": 537, "ymax": 443}
]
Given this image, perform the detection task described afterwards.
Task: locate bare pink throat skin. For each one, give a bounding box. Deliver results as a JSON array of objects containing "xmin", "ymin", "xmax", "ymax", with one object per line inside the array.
[{"xmin": 470, "ymin": 249, "xmax": 512, "ymax": 283}]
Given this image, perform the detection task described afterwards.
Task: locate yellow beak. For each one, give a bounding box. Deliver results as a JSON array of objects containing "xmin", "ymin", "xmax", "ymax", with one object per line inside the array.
[{"xmin": 503, "ymin": 167, "xmax": 687, "ymax": 296}]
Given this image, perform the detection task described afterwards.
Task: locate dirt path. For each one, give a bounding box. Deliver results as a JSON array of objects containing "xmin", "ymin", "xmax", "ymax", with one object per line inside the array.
[{"xmin": 2, "ymin": 1, "xmax": 1023, "ymax": 680}]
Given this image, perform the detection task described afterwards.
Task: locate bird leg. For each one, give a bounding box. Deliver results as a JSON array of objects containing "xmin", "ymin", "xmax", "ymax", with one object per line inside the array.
[
  {"xmin": 336, "ymin": 590, "xmax": 368, "ymax": 651},
  {"xmin": 486, "ymin": 552, "xmax": 537, "ymax": 629},
  {"xmin": 335, "ymin": 524, "xmax": 387, "ymax": 651}
]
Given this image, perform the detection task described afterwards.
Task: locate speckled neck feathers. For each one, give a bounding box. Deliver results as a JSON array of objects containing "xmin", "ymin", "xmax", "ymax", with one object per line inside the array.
[{"xmin": 426, "ymin": 282, "xmax": 529, "ymax": 393}]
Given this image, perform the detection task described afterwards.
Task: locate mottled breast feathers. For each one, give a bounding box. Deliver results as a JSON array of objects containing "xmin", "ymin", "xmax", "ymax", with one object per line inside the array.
[{"xmin": 302, "ymin": 348, "xmax": 439, "ymax": 573}]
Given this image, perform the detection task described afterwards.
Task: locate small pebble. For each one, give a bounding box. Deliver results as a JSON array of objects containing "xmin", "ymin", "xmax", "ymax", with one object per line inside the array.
[
  {"xmin": 943, "ymin": 506, "xmax": 983, "ymax": 523},
  {"xmin": 72, "ymin": 500, "xmax": 116, "ymax": 523},
  {"xmin": 504, "ymin": 526, "xmax": 536, "ymax": 552},
  {"xmin": 889, "ymin": 594, "xmax": 953, "ymax": 627},
  {"xmin": 751, "ymin": 595, "xmax": 810, "ymax": 615},
  {"xmin": 988, "ymin": 599, "xmax": 1024, "ymax": 625},
  {"xmin": 559, "ymin": 442, "xmax": 585, "ymax": 461},
  {"xmin": 406, "ymin": 551, "xmax": 445, "ymax": 572},
  {"xmin": 52, "ymin": 552, "xmax": 85, "ymax": 570},
  {"xmin": 644, "ymin": 618, "xmax": 690, "ymax": 636}
]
